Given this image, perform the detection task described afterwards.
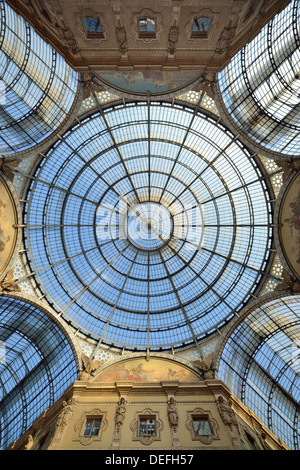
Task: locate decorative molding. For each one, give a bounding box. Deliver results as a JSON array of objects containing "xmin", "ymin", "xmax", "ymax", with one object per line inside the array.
[
  {"xmin": 186, "ymin": 407, "xmax": 219, "ymax": 445},
  {"xmin": 131, "ymin": 9, "xmax": 163, "ymax": 43},
  {"xmin": 73, "ymin": 408, "xmax": 108, "ymax": 446},
  {"xmin": 130, "ymin": 407, "xmax": 163, "ymax": 445}
]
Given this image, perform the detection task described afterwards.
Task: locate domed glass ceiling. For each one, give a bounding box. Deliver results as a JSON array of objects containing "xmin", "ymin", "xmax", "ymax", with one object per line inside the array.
[{"xmin": 24, "ymin": 101, "xmax": 273, "ymax": 351}]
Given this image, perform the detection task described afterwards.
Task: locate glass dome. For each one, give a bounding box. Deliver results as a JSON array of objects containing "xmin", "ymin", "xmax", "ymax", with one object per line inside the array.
[
  {"xmin": 216, "ymin": 0, "xmax": 300, "ymax": 158},
  {"xmin": 218, "ymin": 294, "xmax": 300, "ymax": 450},
  {"xmin": 0, "ymin": 296, "xmax": 78, "ymax": 449},
  {"xmin": 0, "ymin": 0, "xmax": 79, "ymax": 155},
  {"xmin": 24, "ymin": 101, "xmax": 273, "ymax": 351}
]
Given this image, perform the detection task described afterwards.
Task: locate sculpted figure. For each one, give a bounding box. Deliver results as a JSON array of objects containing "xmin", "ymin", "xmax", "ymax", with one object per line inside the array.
[
  {"xmin": 115, "ymin": 397, "xmax": 127, "ymax": 433},
  {"xmin": 80, "ymin": 353, "xmax": 103, "ymax": 380},
  {"xmin": 54, "ymin": 398, "xmax": 75, "ymax": 435},
  {"xmin": 193, "ymin": 353, "xmax": 215, "ymax": 379},
  {"xmin": 217, "ymin": 396, "xmax": 238, "ymax": 430},
  {"xmin": 167, "ymin": 397, "xmax": 178, "ymax": 430},
  {"xmin": 0, "ymin": 270, "xmax": 21, "ymax": 293}
]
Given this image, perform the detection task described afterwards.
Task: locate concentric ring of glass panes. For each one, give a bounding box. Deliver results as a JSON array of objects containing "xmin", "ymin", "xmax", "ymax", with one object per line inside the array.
[
  {"xmin": 24, "ymin": 101, "xmax": 272, "ymax": 350},
  {"xmin": 126, "ymin": 202, "xmax": 174, "ymax": 251}
]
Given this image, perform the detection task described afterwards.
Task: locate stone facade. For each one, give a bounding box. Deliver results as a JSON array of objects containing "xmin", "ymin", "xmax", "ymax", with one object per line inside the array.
[{"xmin": 8, "ymin": 356, "xmax": 289, "ymax": 451}]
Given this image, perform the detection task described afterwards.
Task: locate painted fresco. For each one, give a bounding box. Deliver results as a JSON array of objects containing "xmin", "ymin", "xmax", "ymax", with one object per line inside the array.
[
  {"xmin": 93, "ymin": 358, "xmax": 201, "ymax": 383},
  {"xmin": 95, "ymin": 70, "xmax": 201, "ymax": 95},
  {"xmin": 0, "ymin": 178, "xmax": 17, "ymax": 276},
  {"xmin": 280, "ymin": 173, "xmax": 300, "ymax": 278}
]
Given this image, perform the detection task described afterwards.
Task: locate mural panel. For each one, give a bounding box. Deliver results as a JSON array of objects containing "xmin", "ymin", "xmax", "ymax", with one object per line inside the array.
[
  {"xmin": 93, "ymin": 358, "xmax": 201, "ymax": 383},
  {"xmin": 279, "ymin": 173, "xmax": 300, "ymax": 278},
  {"xmin": 0, "ymin": 177, "xmax": 17, "ymax": 276},
  {"xmin": 94, "ymin": 70, "xmax": 202, "ymax": 95}
]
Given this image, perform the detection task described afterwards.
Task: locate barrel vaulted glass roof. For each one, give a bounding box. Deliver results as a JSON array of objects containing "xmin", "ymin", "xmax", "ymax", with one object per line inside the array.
[
  {"xmin": 24, "ymin": 100, "xmax": 273, "ymax": 351},
  {"xmin": 0, "ymin": 296, "xmax": 78, "ymax": 450},
  {"xmin": 218, "ymin": 295, "xmax": 300, "ymax": 450},
  {"xmin": 0, "ymin": 0, "xmax": 79, "ymax": 155},
  {"xmin": 217, "ymin": 0, "xmax": 300, "ymax": 157}
]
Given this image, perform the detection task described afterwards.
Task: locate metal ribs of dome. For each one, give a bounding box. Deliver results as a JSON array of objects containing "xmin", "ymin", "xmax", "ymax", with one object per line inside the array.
[
  {"xmin": 24, "ymin": 100, "xmax": 273, "ymax": 351},
  {"xmin": 216, "ymin": 0, "xmax": 300, "ymax": 159},
  {"xmin": 0, "ymin": 0, "xmax": 79, "ymax": 156}
]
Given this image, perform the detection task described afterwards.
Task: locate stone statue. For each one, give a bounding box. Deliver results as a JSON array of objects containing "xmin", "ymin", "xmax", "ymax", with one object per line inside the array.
[
  {"xmin": 54, "ymin": 398, "xmax": 75, "ymax": 436},
  {"xmin": 0, "ymin": 159, "xmax": 20, "ymax": 182},
  {"xmin": 167, "ymin": 397, "xmax": 178, "ymax": 430},
  {"xmin": 276, "ymin": 159, "xmax": 300, "ymax": 182},
  {"xmin": 193, "ymin": 353, "xmax": 215, "ymax": 379},
  {"xmin": 168, "ymin": 23, "xmax": 178, "ymax": 55},
  {"xmin": 0, "ymin": 269, "xmax": 21, "ymax": 293},
  {"xmin": 275, "ymin": 270, "xmax": 300, "ymax": 294},
  {"xmin": 115, "ymin": 397, "xmax": 127, "ymax": 434},
  {"xmin": 116, "ymin": 20, "xmax": 127, "ymax": 55},
  {"xmin": 217, "ymin": 396, "xmax": 238, "ymax": 430},
  {"xmin": 80, "ymin": 353, "xmax": 103, "ymax": 380}
]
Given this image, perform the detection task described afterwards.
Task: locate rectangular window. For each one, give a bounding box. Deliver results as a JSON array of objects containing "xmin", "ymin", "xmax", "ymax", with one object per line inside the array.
[
  {"xmin": 192, "ymin": 417, "xmax": 213, "ymax": 436},
  {"xmin": 139, "ymin": 417, "xmax": 156, "ymax": 436},
  {"xmin": 84, "ymin": 418, "xmax": 102, "ymax": 436},
  {"xmin": 82, "ymin": 18, "xmax": 104, "ymax": 38},
  {"xmin": 191, "ymin": 18, "xmax": 212, "ymax": 37},
  {"xmin": 138, "ymin": 18, "xmax": 156, "ymax": 37}
]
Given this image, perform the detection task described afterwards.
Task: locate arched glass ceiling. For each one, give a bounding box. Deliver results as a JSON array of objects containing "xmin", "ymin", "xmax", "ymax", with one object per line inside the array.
[
  {"xmin": 24, "ymin": 101, "xmax": 273, "ymax": 351},
  {"xmin": 0, "ymin": 0, "xmax": 79, "ymax": 156},
  {"xmin": 217, "ymin": 0, "xmax": 300, "ymax": 158},
  {"xmin": 0, "ymin": 296, "xmax": 78, "ymax": 450},
  {"xmin": 218, "ymin": 295, "xmax": 300, "ymax": 450}
]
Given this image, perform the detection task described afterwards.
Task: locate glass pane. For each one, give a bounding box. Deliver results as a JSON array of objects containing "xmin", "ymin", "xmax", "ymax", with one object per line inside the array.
[{"xmin": 193, "ymin": 418, "xmax": 212, "ymax": 435}]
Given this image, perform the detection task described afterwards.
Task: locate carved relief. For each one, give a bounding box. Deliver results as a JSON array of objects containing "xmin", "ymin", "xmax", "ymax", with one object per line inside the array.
[
  {"xmin": 167, "ymin": 22, "xmax": 178, "ymax": 56},
  {"xmin": 130, "ymin": 408, "xmax": 163, "ymax": 445},
  {"xmin": 217, "ymin": 396, "xmax": 238, "ymax": 431},
  {"xmin": 54, "ymin": 398, "xmax": 76, "ymax": 437},
  {"xmin": 116, "ymin": 20, "xmax": 127, "ymax": 55},
  {"xmin": 216, "ymin": 16, "xmax": 239, "ymax": 55},
  {"xmin": 28, "ymin": 1, "xmax": 79, "ymax": 55},
  {"xmin": 115, "ymin": 397, "xmax": 127, "ymax": 435},
  {"xmin": 167, "ymin": 396, "xmax": 181, "ymax": 446},
  {"xmin": 81, "ymin": 72, "xmax": 105, "ymax": 99}
]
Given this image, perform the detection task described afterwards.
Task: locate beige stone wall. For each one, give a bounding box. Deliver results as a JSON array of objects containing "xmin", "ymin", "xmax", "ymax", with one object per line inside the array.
[{"xmin": 9, "ymin": 357, "xmax": 289, "ymax": 451}]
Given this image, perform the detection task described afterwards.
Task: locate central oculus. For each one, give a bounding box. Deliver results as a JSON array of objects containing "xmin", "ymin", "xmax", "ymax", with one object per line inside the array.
[{"xmin": 127, "ymin": 202, "xmax": 173, "ymax": 251}]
